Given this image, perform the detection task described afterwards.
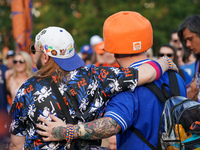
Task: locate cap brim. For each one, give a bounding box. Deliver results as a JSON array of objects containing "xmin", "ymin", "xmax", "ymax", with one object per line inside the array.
[{"xmin": 52, "ymin": 52, "xmax": 85, "ymax": 71}]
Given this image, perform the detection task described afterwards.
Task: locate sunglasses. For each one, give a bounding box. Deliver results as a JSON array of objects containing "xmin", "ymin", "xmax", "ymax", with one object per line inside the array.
[
  {"xmin": 177, "ymin": 47, "xmax": 182, "ymax": 51},
  {"xmin": 172, "ymin": 39, "xmax": 178, "ymax": 43},
  {"xmin": 30, "ymin": 45, "xmax": 43, "ymax": 54},
  {"xmin": 159, "ymin": 53, "xmax": 173, "ymax": 57},
  {"xmin": 13, "ymin": 59, "xmax": 25, "ymax": 64}
]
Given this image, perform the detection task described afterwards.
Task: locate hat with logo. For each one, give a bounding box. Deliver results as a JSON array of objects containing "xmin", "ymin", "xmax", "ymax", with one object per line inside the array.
[
  {"xmin": 80, "ymin": 44, "xmax": 93, "ymax": 54},
  {"xmin": 90, "ymin": 35, "xmax": 103, "ymax": 46},
  {"xmin": 35, "ymin": 26, "xmax": 85, "ymax": 71},
  {"xmin": 103, "ymin": 11, "xmax": 153, "ymax": 54},
  {"xmin": 6, "ymin": 50, "xmax": 15, "ymax": 58}
]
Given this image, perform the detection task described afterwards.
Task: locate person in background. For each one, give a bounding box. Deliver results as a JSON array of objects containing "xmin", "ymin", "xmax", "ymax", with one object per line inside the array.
[
  {"xmin": 80, "ymin": 44, "xmax": 93, "ymax": 66},
  {"xmin": 179, "ymin": 47, "xmax": 196, "ymax": 79},
  {"xmin": 94, "ymin": 41, "xmax": 119, "ymax": 67},
  {"xmin": 146, "ymin": 47, "xmax": 154, "ymax": 59},
  {"xmin": 36, "ymin": 11, "xmax": 183, "ymax": 150},
  {"xmin": 178, "ymin": 14, "xmax": 200, "ymax": 102},
  {"xmin": 5, "ymin": 50, "xmax": 15, "ymax": 69},
  {"xmin": 9, "ymin": 26, "xmax": 175, "ymax": 150},
  {"xmin": 158, "ymin": 44, "xmax": 192, "ymax": 85},
  {"xmin": 90, "ymin": 35, "xmax": 105, "ymax": 65},
  {"xmin": 170, "ymin": 29, "xmax": 196, "ymax": 78},
  {"xmin": 108, "ymin": 135, "xmax": 117, "ymax": 150},
  {"xmin": 170, "ymin": 30, "xmax": 182, "ymax": 50},
  {"xmin": 5, "ymin": 51, "xmax": 33, "ymax": 105},
  {"xmin": 0, "ymin": 62, "xmax": 10, "ymax": 149}
]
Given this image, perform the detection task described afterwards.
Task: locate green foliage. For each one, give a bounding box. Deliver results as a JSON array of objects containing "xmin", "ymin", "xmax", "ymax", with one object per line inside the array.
[
  {"xmin": 0, "ymin": 0, "xmax": 14, "ymax": 51},
  {"xmin": 1, "ymin": 0, "xmax": 200, "ymax": 54}
]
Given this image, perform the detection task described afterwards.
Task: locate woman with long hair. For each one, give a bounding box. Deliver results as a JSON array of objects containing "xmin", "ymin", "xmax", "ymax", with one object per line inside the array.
[{"xmin": 6, "ymin": 51, "xmax": 34, "ymax": 105}]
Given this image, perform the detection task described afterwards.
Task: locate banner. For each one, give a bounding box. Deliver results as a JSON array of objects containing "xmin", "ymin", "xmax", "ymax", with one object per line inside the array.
[{"xmin": 11, "ymin": 0, "xmax": 33, "ymax": 53}]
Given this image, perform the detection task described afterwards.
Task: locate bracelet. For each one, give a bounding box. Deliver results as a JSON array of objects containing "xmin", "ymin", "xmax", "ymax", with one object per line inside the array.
[
  {"xmin": 145, "ymin": 60, "xmax": 162, "ymax": 80},
  {"xmin": 65, "ymin": 124, "xmax": 74, "ymax": 143},
  {"xmin": 163, "ymin": 56, "xmax": 173, "ymax": 69}
]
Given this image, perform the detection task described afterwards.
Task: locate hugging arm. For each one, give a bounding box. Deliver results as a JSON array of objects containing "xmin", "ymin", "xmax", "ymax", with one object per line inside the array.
[{"xmin": 37, "ymin": 115, "xmax": 120, "ymax": 141}]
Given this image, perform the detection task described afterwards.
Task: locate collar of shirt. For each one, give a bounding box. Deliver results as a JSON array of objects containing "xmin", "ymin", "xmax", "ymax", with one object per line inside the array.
[{"xmin": 129, "ymin": 59, "xmax": 151, "ymax": 68}]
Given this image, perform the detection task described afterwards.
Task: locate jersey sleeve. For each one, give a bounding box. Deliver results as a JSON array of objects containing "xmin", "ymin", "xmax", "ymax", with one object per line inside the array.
[{"xmin": 104, "ymin": 91, "xmax": 136, "ymax": 132}]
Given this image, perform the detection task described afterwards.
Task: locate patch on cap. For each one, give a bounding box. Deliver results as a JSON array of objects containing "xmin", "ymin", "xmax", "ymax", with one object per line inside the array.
[{"xmin": 133, "ymin": 41, "xmax": 141, "ymax": 50}]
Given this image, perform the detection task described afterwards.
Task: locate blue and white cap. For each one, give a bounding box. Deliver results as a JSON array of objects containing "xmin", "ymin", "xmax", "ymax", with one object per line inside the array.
[{"xmin": 35, "ymin": 26, "xmax": 85, "ymax": 71}]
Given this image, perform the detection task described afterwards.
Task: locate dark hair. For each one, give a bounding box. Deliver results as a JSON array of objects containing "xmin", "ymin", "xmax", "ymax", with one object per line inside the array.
[
  {"xmin": 158, "ymin": 44, "xmax": 179, "ymax": 68},
  {"xmin": 178, "ymin": 15, "xmax": 200, "ymax": 52},
  {"xmin": 170, "ymin": 29, "xmax": 178, "ymax": 39}
]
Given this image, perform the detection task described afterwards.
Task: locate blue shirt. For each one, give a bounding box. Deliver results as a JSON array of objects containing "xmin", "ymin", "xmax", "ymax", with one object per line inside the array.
[
  {"xmin": 104, "ymin": 59, "xmax": 187, "ymax": 150},
  {"xmin": 180, "ymin": 62, "xmax": 195, "ymax": 79}
]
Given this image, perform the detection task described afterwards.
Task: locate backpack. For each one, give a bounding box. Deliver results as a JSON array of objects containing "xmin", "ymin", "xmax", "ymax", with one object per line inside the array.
[{"xmin": 131, "ymin": 71, "xmax": 200, "ymax": 150}]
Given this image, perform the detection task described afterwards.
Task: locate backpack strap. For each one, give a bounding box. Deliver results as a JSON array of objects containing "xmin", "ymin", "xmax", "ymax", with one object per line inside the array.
[
  {"xmin": 131, "ymin": 71, "xmax": 180, "ymax": 150},
  {"xmin": 130, "ymin": 127, "xmax": 158, "ymax": 150},
  {"xmin": 46, "ymin": 77, "xmax": 75, "ymax": 124},
  {"xmin": 47, "ymin": 77, "xmax": 102, "ymax": 150},
  {"xmin": 168, "ymin": 70, "xmax": 180, "ymax": 96}
]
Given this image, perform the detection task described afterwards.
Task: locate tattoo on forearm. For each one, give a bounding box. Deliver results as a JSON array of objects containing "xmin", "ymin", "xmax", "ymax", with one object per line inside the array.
[
  {"xmin": 51, "ymin": 126, "xmax": 66, "ymax": 140},
  {"xmin": 73, "ymin": 117, "xmax": 121, "ymax": 140}
]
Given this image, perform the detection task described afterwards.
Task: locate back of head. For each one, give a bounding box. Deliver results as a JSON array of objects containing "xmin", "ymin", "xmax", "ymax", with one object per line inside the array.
[
  {"xmin": 103, "ymin": 11, "xmax": 153, "ymax": 54},
  {"xmin": 35, "ymin": 26, "xmax": 84, "ymax": 71}
]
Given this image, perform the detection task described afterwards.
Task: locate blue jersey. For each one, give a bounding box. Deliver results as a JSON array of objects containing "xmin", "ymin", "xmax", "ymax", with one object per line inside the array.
[{"xmin": 104, "ymin": 59, "xmax": 187, "ymax": 150}]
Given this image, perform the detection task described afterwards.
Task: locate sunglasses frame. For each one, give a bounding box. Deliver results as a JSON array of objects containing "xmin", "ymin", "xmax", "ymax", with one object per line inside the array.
[
  {"xmin": 30, "ymin": 44, "xmax": 43, "ymax": 54},
  {"xmin": 13, "ymin": 59, "xmax": 25, "ymax": 64},
  {"xmin": 158, "ymin": 53, "xmax": 174, "ymax": 57}
]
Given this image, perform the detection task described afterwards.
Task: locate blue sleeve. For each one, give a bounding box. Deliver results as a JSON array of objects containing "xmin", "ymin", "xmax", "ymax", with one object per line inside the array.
[{"xmin": 104, "ymin": 91, "xmax": 136, "ymax": 132}]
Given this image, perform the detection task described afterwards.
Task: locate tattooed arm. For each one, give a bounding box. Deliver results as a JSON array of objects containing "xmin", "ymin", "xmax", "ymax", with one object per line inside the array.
[
  {"xmin": 73, "ymin": 117, "xmax": 121, "ymax": 140},
  {"xmin": 37, "ymin": 114, "xmax": 121, "ymax": 141}
]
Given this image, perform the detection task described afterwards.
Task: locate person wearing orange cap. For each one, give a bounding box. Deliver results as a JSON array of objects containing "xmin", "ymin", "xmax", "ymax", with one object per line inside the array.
[
  {"xmin": 35, "ymin": 12, "xmax": 183, "ymax": 150},
  {"xmin": 90, "ymin": 35, "xmax": 105, "ymax": 65},
  {"xmin": 94, "ymin": 41, "xmax": 120, "ymax": 68}
]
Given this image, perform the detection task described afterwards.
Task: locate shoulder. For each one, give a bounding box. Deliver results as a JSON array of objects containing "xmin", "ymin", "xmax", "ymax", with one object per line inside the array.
[{"xmin": 5, "ymin": 69, "xmax": 13, "ymax": 80}]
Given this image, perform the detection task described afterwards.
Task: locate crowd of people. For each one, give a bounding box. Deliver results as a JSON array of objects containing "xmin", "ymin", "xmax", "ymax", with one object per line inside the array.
[{"xmin": 0, "ymin": 11, "xmax": 199, "ymax": 150}]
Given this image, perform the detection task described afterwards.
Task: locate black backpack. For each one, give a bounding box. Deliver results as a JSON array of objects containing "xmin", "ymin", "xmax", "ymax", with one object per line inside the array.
[{"xmin": 131, "ymin": 71, "xmax": 200, "ymax": 150}]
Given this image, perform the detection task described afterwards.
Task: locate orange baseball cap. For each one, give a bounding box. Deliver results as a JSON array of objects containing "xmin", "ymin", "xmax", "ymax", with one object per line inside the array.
[
  {"xmin": 94, "ymin": 41, "xmax": 105, "ymax": 54},
  {"xmin": 103, "ymin": 11, "xmax": 153, "ymax": 54}
]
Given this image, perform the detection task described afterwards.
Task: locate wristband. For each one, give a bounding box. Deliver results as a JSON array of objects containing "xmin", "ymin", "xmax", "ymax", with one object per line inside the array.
[
  {"xmin": 145, "ymin": 60, "xmax": 162, "ymax": 80},
  {"xmin": 65, "ymin": 124, "xmax": 74, "ymax": 143},
  {"xmin": 163, "ymin": 56, "xmax": 173, "ymax": 69}
]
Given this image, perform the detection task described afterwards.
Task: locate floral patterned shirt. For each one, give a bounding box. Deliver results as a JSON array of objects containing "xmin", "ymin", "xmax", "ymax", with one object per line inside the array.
[{"xmin": 10, "ymin": 65, "xmax": 138, "ymax": 149}]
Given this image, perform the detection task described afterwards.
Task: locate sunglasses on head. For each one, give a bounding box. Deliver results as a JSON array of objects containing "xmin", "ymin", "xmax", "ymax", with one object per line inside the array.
[
  {"xmin": 13, "ymin": 59, "xmax": 25, "ymax": 64},
  {"xmin": 159, "ymin": 53, "xmax": 173, "ymax": 57},
  {"xmin": 30, "ymin": 44, "xmax": 42, "ymax": 54}
]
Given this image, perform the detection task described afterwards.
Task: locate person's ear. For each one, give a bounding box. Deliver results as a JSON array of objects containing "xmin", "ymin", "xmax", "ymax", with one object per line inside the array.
[{"xmin": 43, "ymin": 53, "xmax": 50, "ymax": 64}]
